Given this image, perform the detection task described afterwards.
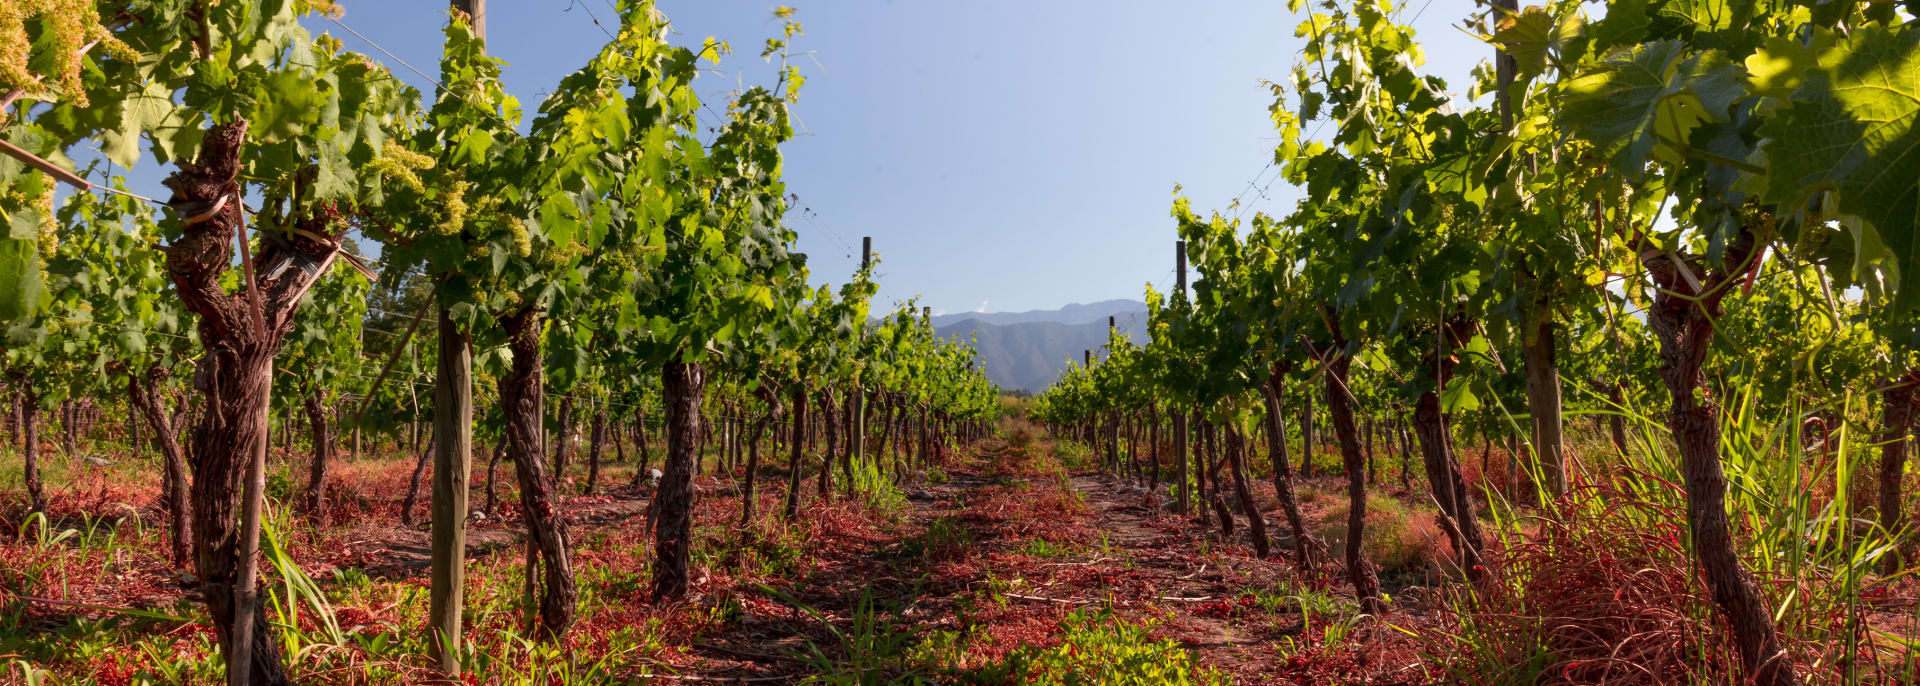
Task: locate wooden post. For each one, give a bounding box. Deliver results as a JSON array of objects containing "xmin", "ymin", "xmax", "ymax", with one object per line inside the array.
[
  {"xmin": 429, "ymin": 0, "xmax": 483, "ymax": 673},
  {"xmin": 1172, "ymin": 241, "xmax": 1189, "ymax": 513},
  {"xmin": 851, "ymin": 237, "xmax": 870, "ymax": 466},
  {"xmin": 227, "ymin": 365, "xmax": 270, "ymax": 686}
]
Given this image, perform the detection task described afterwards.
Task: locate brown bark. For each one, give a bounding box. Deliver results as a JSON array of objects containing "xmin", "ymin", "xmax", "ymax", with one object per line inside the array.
[
  {"xmin": 484, "ymin": 438, "xmax": 505, "ymax": 516},
  {"xmin": 129, "ymin": 370, "xmax": 191, "ymax": 567},
  {"xmin": 301, "ymin": 388, "xmax": 331, "ymax": 523},
  {"xmin": 1880, "ymin": 370, "xmax": 1920, "ymax": 573},
  {"xmin": 585, "ymin": 409, "xmax": 606, "ymax": 495},
  {"xmin": 1204, "ymin": 422, "xmax": 1231, "ymax": 535},
  {"xmin": 61, "ymin": 399, "xmax": 78, "ymax": 456},
  {"xmin": 819, "ymin": 388, "xmax": 838, "ymax": 500},
  {"xmin": 162, "ymin": 117, "xmax": 366, "ymax": 685},
  {"xmin": 1225, "ymin": 424, "xmax": 1269, "ymax": 558},
  {"xmin": 18, "ymin": 386, "xmax": 44, "ymax": 518},
  {"xmin": 740, "ymin": 384, "xmax": 782, "ymax": 527},
  {"xmin": 550, "ymin": 396, "xmax": 575, "ymax": 491},
  {"xmin": 636, "ymin": 406, "xmax": 652, "ymax": 470},
  {"xmin": 1321, "ymin": 324, "xmax": 1385, "ymax": 616},
  {"xmin": 498, "ymin": 307, "xmax": 575, "ymax": 638},
  {"xmin": 1523, "ymin": 308, "xmax": 1569, "ymax": 499},
  {"xmin": 1410, "ymin": 318, "xmax": 1486, "ymax": 578},
  {"xmin": 1364, "ymin": 418, "xmax": 1377, "ymax": 484},
  {"xmin": 784, "ymin": 385, "xmax": 808, "ymax": 520},
  {"xmin": 1148, "ymin": 404, "xmax": 1161, "ymax": 491},
  {"xmin": 1262, "ymin": 374, "xmax": 1316, "ymax": 568},
  {"xmin": 874, "ymin": 396, "xmax": 895, "ymax": 475},
  {"xmin": 917, "ymin": 404, "xmax": 929, "ymax": 469},
  {"xmin": 1173, "ymin": 407, "xmax": 1189, "ymax": 514},
  {"xmin": 653, "ymin": 360, "xmax": 704, "ymax": 600},
  {"xmin": 839, "ymin": 391, "xmax": 855, "ymax": 491},
  {"xmin": 1413, "ymin": 389, "xmax": 1483, "ymax": 576},
  {"xmin": 613, "ymin": 417, "xmax": 627, "ymax": 466},
  {"xmin": 1126, "ymin": 412, "xmax": 1141, "ymax": 482},
  {"xmin": 1300, "ymin": 391, "xmax": 1315, "ymax": 478},
  {"xmin": 401, "ymin": 436, "xmax": 433, "ymax": 527},
  {"xmin": 1644, "ymin": 238, "xmax": 1796, "ymax": 686}
]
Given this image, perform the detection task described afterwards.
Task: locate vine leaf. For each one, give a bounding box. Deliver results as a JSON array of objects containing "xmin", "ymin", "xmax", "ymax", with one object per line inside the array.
[
  {"xmin": 1744, "ymin": 32, "xmax": 1830, "ymax": 99},
  {"xmin": 0, "ymin": 238, "xmax": 43, "ymax": 321},
  {"xmin": 1561, "ymin": 40, "xmax": 1744, "ymax": 177},
  {"xmin": 1763, "ymin": 25, "xmax": 1920, "ymax": 311},
  {"xmin": 1489, "ymin": 6, "xmax": 1580, "ymax": 92}
]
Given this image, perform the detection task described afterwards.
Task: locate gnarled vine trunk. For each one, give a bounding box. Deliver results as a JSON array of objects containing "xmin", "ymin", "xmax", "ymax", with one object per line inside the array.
[
  {"xmin": 499, "ymin": 307, "xmax": 575, "ymax": 638},
  {"xmin": 1300, "ymin": 391, "xmax": 1315, "ymax": 478},
  {"xmin": 484, "ymin": 438, "xmax": 505, "ymax": 516},
  {"xmin": 819, "ymin": 388, "xmax": 838, "ymax": 500},
  {"xmin": 654, "ymin": 360, "xmax": 705, "ymax": 600},
  {"xmin": 1224, "ymin": 424, "xmax": 1268, "ymax": 558},
  {"xmin": 18, "ymin": 384, "xmax": 43, "ymax": 518},
  {"xmin": 301, "ymin": 388, "xmax": 331, "ymax": 523},
  {"xmin": 401, "ymin": 436, "xmax": 434, "ymax": 527},
  {"xmin": 550, "ymin": 396, "xmax": 575, "ymax": 491},
  {"xmin": 1411, "ymin": 318, "xmax": 1485, "ymax": 579},
  {"xmin": 163, "ymin": 118, "xmax": 348, "ymax": 686},
  {"xmin": 1879, "ymin": 369, "xmax": 1920, "ymax": 573},
  {"xmin": 740, "ymin": 383, "xmax": 782, "ymax": 527},
  {"xmin": 128, "ymin": 369, "xmax": 190, "ymax": 567},
  {"xmin": 1173, "ymin": 405, "xmax": 1189, "ymax": 514},
  {"xmin": 1262, "ymin": 373, "xmax": 1315, "ymax": 568},
  {"xmin": 1644, "ymin": 238, "xmax": 1797, "ymax": 686},
  {"xmin": 1606, "ymin": 380, "xmax": 1630, "ymax": 456},
  {"xmin": 1321, "ymin": 325, "xmax": 1384, "ymax": 616},
  {"xmin": 585, "ymin": 409, "xmax": 607, "ymax": 495},
  {"xmin": 784, "ymin": 385, "xmax": 808, "ymax": 520}
]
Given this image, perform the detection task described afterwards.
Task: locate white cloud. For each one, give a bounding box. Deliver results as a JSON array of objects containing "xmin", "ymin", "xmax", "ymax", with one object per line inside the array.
[{"xmin": 974, "ymin": 300, "xmax": 989, "ymax": 313}]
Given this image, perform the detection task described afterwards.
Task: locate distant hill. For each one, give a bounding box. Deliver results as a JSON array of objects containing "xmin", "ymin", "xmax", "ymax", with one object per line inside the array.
[
  {"xmin": 934, "ymin": 300, "xmax": 1149, "ymax": 392},
  {"xmin": 931, "ymin": 299, "xmax": 1146, "ymax": 328}
]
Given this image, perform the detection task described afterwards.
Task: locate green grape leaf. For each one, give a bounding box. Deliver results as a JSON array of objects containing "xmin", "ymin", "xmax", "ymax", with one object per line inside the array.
[
  {"xmin": 1744, "ymin": 32, "xmax": 1830, "ymax": 99},
  {"xmin": 1762, "ymin": 26, "xmax": 1920, "ymax": 309},
  {"xmin": 1561, "ymin": 40, "xmax": 1744, "ymax": 177},
  {"xmin": 1439, "ymin": 378, "xmax": 1480, "ymax": 413},
  {"xmin": 116, "ymin": 328, "xmax": 148, "ymax": 355},
  {"xmin": 103, "ymin": 85, "xmax": 181, "ymax": 167},
  {"xmin": 1490, "ymin": 6, "xmax": 1580, "ymax": 91},
  {"xmin": 1589, "ymin": 0, "xmax": 1648, "ymax": 52},
  {"xmin": 0, "ymin": 237, "xmax": 43, "ymax": 322}
]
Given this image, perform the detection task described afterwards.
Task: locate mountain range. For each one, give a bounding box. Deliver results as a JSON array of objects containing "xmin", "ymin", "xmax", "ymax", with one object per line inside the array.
[{"xmin": 934, "ymin": 300, "xmax": 1149, "ymax": 392}]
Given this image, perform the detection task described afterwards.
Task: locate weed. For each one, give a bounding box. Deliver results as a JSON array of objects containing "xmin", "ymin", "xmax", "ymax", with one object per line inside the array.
[
  {"xmin": 1007, "ymin": 609, "xmax": 1229, "ymax": 685},
  {"xmin": 1020, "ymin": 538, "xmax": 1070, "ymax": 558},
  {"xmin": 1314, "ymin": 493, "xmax": 1441, "ymax": 575},
  {"xmin": 905, "ymin": 515, "xmax": 972, "ymax": 561}
]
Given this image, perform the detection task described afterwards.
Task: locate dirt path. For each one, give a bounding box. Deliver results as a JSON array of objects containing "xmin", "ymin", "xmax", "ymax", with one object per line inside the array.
[
  {"xmin": 1054, "ymin": 470, "xmax": 1433, "ymax": 684},
  {"xmin": 320, "ymin": 437, "xmax": 1426, "ymax": 683}
]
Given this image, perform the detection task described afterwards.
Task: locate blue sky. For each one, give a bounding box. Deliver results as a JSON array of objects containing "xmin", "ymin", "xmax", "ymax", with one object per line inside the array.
[{"xmin": 107, "ymin": 1, "xmax": 1496, "ymax": 322}]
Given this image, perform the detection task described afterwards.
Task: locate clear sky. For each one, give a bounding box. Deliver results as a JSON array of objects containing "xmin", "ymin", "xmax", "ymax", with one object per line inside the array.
[{"xmin": 109, "ymin": 1, "xmax": 1496, "ymax": 321}]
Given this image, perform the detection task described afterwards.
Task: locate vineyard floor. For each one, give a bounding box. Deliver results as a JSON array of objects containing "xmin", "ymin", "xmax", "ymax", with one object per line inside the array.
[
  {"xmin": 8, "ymin": 426, "xmax": 1459, "ymax": 684},
  {"xmin": 17, "ymin": 425, "xmax": 1918, "ymax": 683}
]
